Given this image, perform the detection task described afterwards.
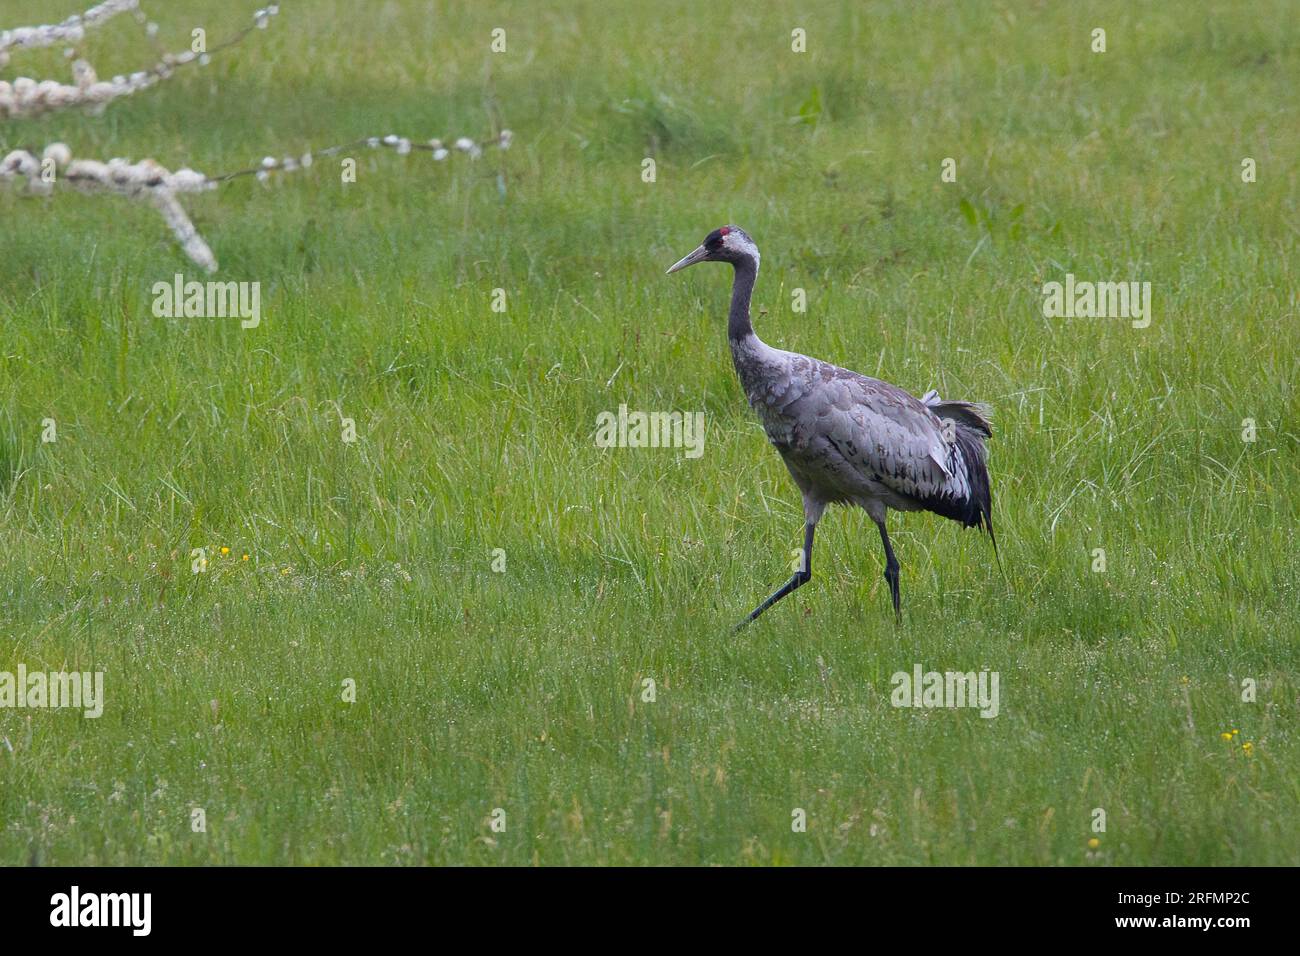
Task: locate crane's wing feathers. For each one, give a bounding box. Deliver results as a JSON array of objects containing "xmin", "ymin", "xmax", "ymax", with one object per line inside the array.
[
  {"xmin": 742, "ymin": 350, "xmax": 969, "ymax": 506},
  {"xmin": 802, "ymin": 360, "xmax": 956, "ymax": 501}
]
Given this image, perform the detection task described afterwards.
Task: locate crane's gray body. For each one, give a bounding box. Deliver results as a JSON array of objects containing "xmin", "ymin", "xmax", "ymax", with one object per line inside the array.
[{"xmin": 731, "ymin": 332, "xmax": 991, "ymax": 531}]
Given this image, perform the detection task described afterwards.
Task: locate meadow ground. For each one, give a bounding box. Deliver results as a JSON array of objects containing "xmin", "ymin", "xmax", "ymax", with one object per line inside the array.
[{"xmin": 0, "ymin": 0, "xmax": 1297, "ymax": 865}]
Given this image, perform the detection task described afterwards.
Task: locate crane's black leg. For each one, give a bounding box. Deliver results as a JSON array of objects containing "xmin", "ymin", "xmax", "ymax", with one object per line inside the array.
[
  {"xmin": 735, "ymin": 522, "xmax": 815, "ymax": 631},
  {"xmin": 875, "ymin": 519, "xmax": 901, "ymax": 623}
]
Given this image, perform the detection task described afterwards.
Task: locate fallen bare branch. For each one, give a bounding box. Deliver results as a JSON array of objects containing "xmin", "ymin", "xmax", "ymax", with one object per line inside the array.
[
  {"xmin": 1, "ymin": 130, "xmax": 513, "ymax": 272},
  {"xmin": 0, "ymin": 0, "xmax": 139, "ymax": 66},
  {"xmin": 0, "ymin": 5, "xmax": 279, "ymax": 119}
]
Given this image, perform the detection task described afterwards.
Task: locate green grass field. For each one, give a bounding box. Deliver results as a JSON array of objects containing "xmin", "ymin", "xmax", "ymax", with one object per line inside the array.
[{"xmin": 1, "ymin": 0, "xmax": 1297, "ymax": 865}]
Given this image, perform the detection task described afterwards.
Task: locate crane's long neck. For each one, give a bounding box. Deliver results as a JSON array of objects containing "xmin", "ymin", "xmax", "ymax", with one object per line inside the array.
[{"xmin": 728, "ymin": 256, "xmax": 759, "ymax": 343}]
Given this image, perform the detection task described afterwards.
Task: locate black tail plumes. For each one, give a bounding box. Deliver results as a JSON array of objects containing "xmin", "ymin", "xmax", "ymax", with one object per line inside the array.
[
  {"xmin": 920, "ymin": 395, "xmax": 997, "ymax": 550},
  {"xmin": 952, "ymin": 420, "xmax": 995, "ymax": 542}
]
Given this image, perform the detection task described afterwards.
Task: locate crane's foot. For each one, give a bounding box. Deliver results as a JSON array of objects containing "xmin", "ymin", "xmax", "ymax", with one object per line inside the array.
[{"xmin": 734, "ymin": 569, "xmax": 810, "ymax": 632}]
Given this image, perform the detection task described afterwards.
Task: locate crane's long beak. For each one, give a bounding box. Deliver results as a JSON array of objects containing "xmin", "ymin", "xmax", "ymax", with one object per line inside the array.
[{"xmin": 666, "ymin": 244, "xmax": 709, "ymax": 275}]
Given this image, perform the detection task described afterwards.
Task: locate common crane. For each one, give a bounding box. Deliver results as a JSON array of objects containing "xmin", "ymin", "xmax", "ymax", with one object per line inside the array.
[{"xmin": 667, "ymin": 225, "xmax": 997, "ymax": 629}]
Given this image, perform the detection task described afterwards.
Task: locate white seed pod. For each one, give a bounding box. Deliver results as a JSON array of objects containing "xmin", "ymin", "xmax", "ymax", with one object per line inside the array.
[
  {"xmin": 169, "ymin": 168, "xmax": 210, "ymax": 191},
  {"xmin": 2, "ymin": 150, "xmax": 37, "ymax": 176},
  {"xmin": 42, "ymin": 142, "xmax": 72, "ymax": 167}
]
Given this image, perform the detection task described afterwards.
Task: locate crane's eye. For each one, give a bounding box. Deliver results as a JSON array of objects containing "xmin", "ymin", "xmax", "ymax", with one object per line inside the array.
[{"xmin": 704, "ymin": 227, "xmax": 728, "ymax": 249}]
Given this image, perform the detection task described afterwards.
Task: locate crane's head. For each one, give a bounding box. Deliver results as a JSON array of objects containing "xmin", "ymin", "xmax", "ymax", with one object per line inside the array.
[{"xmin": 666, "ymin": 225, "xmax": 759, "ymax": 274}]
